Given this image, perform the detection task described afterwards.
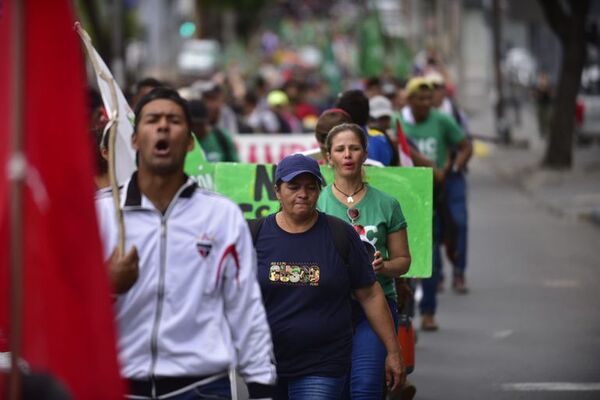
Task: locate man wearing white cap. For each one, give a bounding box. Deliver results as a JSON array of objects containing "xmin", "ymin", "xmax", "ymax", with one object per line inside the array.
[{"xmin": 368, "ymin": 95, "xmax": 399, "ymax": 165}]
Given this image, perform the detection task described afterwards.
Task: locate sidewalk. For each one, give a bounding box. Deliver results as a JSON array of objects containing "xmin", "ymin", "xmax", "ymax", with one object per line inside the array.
[{"xmin": 468, "ymin": 102, "xmax": 600, "ymax": 227}]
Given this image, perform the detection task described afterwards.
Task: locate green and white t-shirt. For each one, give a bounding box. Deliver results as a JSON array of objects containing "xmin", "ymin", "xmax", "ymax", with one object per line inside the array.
[
  {"xmin": 400, "ymin": 108, "xmax": 464, "ymax": 168},
  {"xmin": 199, "ymin": 128, "xmax": 239, "ymax": 163},
  {"xmin": 317, "ymin": 184, "xmax": 407, "ymax": 299}
]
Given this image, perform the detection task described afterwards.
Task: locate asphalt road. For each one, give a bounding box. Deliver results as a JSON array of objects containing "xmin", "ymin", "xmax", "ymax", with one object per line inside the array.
[{"xmin": 410, "ymin": 155, "xmax": 600, "ymax": 399}]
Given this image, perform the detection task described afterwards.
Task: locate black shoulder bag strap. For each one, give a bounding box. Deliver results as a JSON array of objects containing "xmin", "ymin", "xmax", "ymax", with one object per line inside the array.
[
  {"xmin": 325, "ymin": 215, "xmax": 350, "ymax": 265},
  {"xmin": 247, "ymin": 217, "xmax": 266, "ymax": 246}
]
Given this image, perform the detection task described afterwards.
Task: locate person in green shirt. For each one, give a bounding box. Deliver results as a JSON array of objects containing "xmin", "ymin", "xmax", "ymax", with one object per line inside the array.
[
  {"xmin": 189, "ymin": 99, "xmax": 239, "ymax": 163},
  {"xmin": 317, "ymin": 122, "xmax": 411, "ymax": 400},
  {"xmin": 399, "ymin": 77, "xmax": 472, "ymax": 331},
  {"xmin": 400, "ymin": 77, "xmax": 471, "ymax": 179}
]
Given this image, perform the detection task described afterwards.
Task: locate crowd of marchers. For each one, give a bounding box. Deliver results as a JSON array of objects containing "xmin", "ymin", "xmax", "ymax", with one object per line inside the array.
[{"xmin": 89, "ymin": 56, "xmax": 473, "ymax": 399}]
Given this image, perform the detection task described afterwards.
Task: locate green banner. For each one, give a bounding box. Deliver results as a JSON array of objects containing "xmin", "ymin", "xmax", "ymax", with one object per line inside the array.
[{"xmin": 213, "ymin": 163, "xmax": 432, "ymax": 278}]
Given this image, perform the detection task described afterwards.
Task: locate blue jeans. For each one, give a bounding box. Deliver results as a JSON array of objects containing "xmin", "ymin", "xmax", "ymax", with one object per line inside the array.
[
  {"xmin": 275, "ymin": 375, "xmax": 346, "ymax": 400},
  {"xmin": 444, "ymin": 171, "xmax": 468, "ymax": 276},
  {"xmin": 343, "ymin": 298, "xmax": 399, "ymax": 400},
  {"xmin": 167, "ymin": 377, "xmax": 231, "ymax": 400},
  {"xmin": 420, "ymin": 213, "xmax": 442, "ymax": 315}
]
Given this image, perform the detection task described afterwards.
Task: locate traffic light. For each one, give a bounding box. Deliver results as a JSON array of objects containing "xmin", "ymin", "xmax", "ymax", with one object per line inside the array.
[{"xmin": 179, "ymin": 22, "xmax": 196, "ymax": 38}]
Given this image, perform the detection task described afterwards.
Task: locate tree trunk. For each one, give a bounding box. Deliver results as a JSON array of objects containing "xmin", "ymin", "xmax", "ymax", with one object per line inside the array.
[
  {"xmin": 542, "ymin": 2, "xmax": 589, "ymax": 169},
  {"xmin": 543, "ymin": 34, "xmax": 585, "ymax": 167}
]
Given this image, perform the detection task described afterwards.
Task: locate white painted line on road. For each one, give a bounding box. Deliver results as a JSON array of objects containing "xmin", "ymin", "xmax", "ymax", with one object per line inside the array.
[
  {"xmin": 501, "ymin": 383, "xmax": 600, "ymax": 392},
  {"xmin": 542, "ymin": 279, "xmax": 581, "ymax": 288},
  {"xmin": 492, "ymin": 329, "xmax": 514, "ymax": 339}
]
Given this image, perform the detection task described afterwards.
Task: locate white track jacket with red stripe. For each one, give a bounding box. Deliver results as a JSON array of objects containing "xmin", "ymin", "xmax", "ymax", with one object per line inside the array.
[{"xmin": 95, "ymin": 172, "xmax": 276, "ymax": 386}]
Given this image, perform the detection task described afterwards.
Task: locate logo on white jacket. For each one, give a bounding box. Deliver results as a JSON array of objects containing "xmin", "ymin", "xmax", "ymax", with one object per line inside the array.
[{"xmin": 196, "ymin": 234, "xmax": 214, "ymax": 257}]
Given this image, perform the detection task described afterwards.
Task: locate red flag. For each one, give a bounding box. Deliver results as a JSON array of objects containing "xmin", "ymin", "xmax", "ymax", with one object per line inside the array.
[
  {"xmin": 0, "ymin": 1, "xmax": 125, "ymax": 398},
  {"xmin": 395, "ymin": 119, "xmax": 414, "ymax": 167}
]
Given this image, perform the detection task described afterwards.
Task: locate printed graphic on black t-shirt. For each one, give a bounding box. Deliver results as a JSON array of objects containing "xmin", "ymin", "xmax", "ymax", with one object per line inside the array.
[
  {"xmin": 255, "ymin": 213, "xmax": 375, "ymax": 378},
  {"xmin": 268, "ymin": 262, "xmax": 320, "ymax": 286}
]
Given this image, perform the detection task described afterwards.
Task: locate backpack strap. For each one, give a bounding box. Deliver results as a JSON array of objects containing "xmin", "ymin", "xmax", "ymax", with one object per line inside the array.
[
  {"xmin": 248, "ymin": 214, "xmax": 350, "ymax": 265},
  {"xmin": 325, "ymin": 215, "xmax": 350, "ymax": 265},
  {"xmin": 247, "ymin": 217, "xmax": 266, "ymax": 246}
]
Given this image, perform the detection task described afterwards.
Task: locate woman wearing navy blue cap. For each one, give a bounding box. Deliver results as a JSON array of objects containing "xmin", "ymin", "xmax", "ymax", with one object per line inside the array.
[{"xmin": 251, "ymin": 154, "xmax": 404, "ymax": 400}]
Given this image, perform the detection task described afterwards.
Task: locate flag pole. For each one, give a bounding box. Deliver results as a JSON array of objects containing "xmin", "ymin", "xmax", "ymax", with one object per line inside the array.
[
  {"xmin": 104, "ymin": 85, "xmax": 125, "ymax": 256},
  {"xmin": 75, "ymin": 23, "xmax": 125, "ymax": 256},
  {"xmin": 8, "ymin": 0, "xmax": 25, "ymax": 398}
]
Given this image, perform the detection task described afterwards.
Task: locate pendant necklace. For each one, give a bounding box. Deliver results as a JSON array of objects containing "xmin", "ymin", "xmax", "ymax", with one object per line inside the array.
[{"xmin": 333, "ymin": 182, "xmax": 365, "ymax": 204}]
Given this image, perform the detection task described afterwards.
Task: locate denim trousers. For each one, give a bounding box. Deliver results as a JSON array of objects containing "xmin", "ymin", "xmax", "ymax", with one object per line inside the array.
[
  {"xmin": 419, "ymin": 213, "xmax": 442, "ymax": 315},
  {"xmin": 343, "ymin": 298, "xmax": 399, "ymax": 399},
  {"xmin": 444, "ymin": 171, "xmax": 468, "ymax": 276},
  {"xmin": 274, "ymin": 375, "xmax": 346, "ymax": 400},
  {"xmin": 166, "ymin": 377, "xmax": 231, "ymax": 400}
]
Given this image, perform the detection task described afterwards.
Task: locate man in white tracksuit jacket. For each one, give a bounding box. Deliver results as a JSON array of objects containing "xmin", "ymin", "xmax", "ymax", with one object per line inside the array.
[{"xmin": 96, "ymin": 87, "xmax": 276, "ymax": 399}]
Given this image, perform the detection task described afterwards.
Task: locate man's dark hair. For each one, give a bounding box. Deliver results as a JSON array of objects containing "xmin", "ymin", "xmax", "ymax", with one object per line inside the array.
[
  {"xmin": 254, "ymin": 76, "xmax": 267, "ymax": 91},
  {"xmin": 365, "ymin": 77, "xmax": 381, "ymax": 90},
  {"xmin": 91, "ymin": 114, "xmax": 108, "ymax": 175},
  {"xmin": 188, "ymin": 99, "xmax": 208, "ymax": 121},
  {"xmin": 335, "ymin": 89, "xmax": 370, "ymax": 126},
  {"xmin": 244, "ymin": 91, "xmax": 258, "ymax": 106},
  {"xmin": 88, "ymin": 87, "xmax": 103, "ymax": 111},
  {"xmin": 135, "ymin": 77, "xmax": 164, "ymax": 93},
  {"xmin": 134, "ymin": 87, "xmax": 191, "ymax": 133}
]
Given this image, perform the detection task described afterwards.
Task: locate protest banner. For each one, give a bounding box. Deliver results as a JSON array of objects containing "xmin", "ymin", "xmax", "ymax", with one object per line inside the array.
[
  {"xmin": 212, "ymin": 163, "xmax": 432, "ymax": 278},
  {"xmin": 235, "ymin": 134, "xmax": 319, "ymax": 164}
]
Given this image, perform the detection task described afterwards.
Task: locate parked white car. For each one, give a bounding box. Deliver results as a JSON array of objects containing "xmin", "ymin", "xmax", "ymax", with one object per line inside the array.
[{"xmin": 577, "ymin": 63, "xmax": 600, "ymax": 143}]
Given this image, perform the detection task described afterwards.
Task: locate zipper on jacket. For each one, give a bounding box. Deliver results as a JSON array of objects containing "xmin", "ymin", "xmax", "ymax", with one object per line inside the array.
[
  {"xmin": 145, "ymin": 181, "xmax": 192, "ymax": 398},
  {"xmin": 149, "ymin": 219, "xmax": 167, "ymax": 399}
]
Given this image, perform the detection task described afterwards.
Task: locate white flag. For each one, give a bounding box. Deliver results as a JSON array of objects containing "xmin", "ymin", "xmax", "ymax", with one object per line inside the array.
[{"xmin": 76, "ymin": 23, "xmax": 136, "ymax": 185}]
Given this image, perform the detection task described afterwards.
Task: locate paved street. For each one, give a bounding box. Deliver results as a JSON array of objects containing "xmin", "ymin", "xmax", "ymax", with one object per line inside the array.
[{"xmin": 410, "ymin": 151, "xmax": 600, "ymax": 399}]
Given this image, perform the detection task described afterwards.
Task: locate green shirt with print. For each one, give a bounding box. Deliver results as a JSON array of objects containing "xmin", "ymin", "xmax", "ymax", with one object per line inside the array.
[
  {"xmin": 400, "ymin": 109, "xmax": 464, "ymax": 168},
  {"xmin": 199, "ymin": 127, "xmax": 239, "ymax": 163},
  {"xmin": 317, "ymin": 184, "xmax": 407, "ymax": 299}
]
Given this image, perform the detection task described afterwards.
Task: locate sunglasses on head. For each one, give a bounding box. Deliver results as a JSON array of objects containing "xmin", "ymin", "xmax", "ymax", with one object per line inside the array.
[{"xmin": 347, "ymin": 207, "xmax": 360, "ymax": 224}]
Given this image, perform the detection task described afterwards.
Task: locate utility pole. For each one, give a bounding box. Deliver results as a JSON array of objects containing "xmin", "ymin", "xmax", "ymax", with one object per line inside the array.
[{"xmin": 492, "ymin": 0, "xmax": 511, "ymax": 143}]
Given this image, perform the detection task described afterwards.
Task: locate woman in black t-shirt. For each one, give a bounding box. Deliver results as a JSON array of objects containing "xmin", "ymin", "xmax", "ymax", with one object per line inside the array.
[{"xmin": 251, "ymin": 154, "xmax": 405, "ymax": 400}]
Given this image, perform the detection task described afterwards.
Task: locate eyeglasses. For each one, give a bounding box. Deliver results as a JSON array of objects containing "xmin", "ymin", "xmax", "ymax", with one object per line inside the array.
[{"xmin": 347, "ymin": 207, "xmax": 360, "ymax": 224}]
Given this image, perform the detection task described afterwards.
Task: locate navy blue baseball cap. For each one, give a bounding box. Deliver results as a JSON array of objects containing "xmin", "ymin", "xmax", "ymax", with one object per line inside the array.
[{"xmin": 275, "ymin": 154, "xmax": 324, "ymax": 185}]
